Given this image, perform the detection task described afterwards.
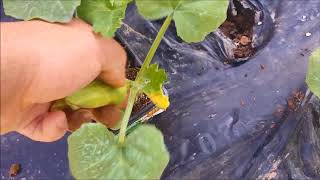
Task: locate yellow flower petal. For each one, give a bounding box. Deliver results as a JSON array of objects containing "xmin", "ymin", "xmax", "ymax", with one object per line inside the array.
[{"xmin": 146, "ymin": 91, "xmax": 170, "ymax": 109}]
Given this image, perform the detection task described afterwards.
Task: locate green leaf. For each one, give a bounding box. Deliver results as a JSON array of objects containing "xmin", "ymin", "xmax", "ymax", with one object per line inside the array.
[
  {"xmin": 68, "ymin": 123, "xmax": 169, "ymax": 179},
  {"xmin": 3, "ymin": 0, "xmax": 80, "ymax": 22},
  {"xmin": 77, "ymin": 0, "xmax": 130, "ymax": 37},
  {"xmin": 135, "ymin": 0, "xmax": 229, "ymax": 42},
  {"xmin": 134, "ymin": 1, "xmax": 173, "ymax": 20},
  {"xmin": 65, "ymin": 80, "xmax": 127, "ymax": 110},
  {"xmin": 139, "ymin": 64, "xmax": 169, "ymax": 109},
  {"xmin": 306, "ymin": 48, "xmax": 320, "ymax": 98}
]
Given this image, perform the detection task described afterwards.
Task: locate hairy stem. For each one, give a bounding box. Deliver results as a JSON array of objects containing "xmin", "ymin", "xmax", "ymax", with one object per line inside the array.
[
  {"xmin": 118, "ymin": 88, "xmax": 137, "ymax": 144},
  {"xmin": 136, "ymin": 14, "xmax": 173, "ymax": 79},
  {"xmin": 118, "ymin": 14, "xmax": 173, "ymax": 145}
]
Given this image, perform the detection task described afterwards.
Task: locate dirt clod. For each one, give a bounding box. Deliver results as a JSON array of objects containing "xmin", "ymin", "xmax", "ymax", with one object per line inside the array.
[{"xmin": 9, "ymin": 163, "xmax": 20, "ymax": 177}]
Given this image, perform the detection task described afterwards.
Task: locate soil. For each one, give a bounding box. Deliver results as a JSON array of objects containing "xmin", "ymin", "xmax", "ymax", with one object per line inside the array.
[
  {"xmin": 132, "ymin": 93, "xmax": 151, "ymax": 114},
  {"xmin": 126, "ymin": 61, "xmax": 152, "ymax": 114},
  {"xmin": 219, "ymin": 0, "xmax": 256, "ymax": 63},
  {"xmin": 9, "ymin": 163, "xmax": 20, "ymax": 177},
  {"xmin": 126, "ymin": 67, "xmax": 139, "ymax": 81}
]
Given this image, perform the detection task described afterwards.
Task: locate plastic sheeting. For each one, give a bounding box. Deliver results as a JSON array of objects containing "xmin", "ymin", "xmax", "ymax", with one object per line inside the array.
[
  {"xmin": 1, "ymin": 0, "xmax": 320, "ymax": 179},
  {"xmin": 117, "ymin": 1, "xmax": 320, "ymax": 179}
]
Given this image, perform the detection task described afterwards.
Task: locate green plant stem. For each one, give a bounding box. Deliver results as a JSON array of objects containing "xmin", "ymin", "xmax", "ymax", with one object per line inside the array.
[
  {"xmin": 118, "ymin": 88, "xmax": 137, "ymax": 144},
  {"xmin": 118, "ymin": 14, "xmax": 173, "ymax": 145},
  {"xmin": 136, "ymin": 14, "xmax": 173, "ymax": 79}
]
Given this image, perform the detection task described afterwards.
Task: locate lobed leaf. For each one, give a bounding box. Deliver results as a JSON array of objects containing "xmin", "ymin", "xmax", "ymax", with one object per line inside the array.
[
  {"xmin": 306, "ymin": 48, "xmax": 320, "ymax": 98},
  {"xmin": 68, "ymin": 123, "xmax": 169, "ymax": 179},
  {"xmin": 77, "ymin": 0, "xmax": 130, "ymax": 37},
  {"xmin": 3, "ymin": 0, "xmax": 80, "ymax": 22},
  {"xmin": 139, "ymin": 64, "xmax": 170, "ymax": 109},
  {"xmin": 135, "ymin": 0, "xmax": 229, "ymax": 42}
]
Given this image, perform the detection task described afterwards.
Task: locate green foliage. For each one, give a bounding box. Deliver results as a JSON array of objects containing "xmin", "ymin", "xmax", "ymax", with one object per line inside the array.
[
  {"xmin": 68, "ymin": 123, "xmax": 169, "ymax": 179},
  {"xmin": 306, "ymin": 48, "xmax": 320, "ymax": 98},
  {"xmin": 135, "ymin": 0, "xmax": 229, "ymax": 42},
  {"xmin": 65, "ymin": 80, "xmax": 127, "ymax": 110},
  {"xmin": 138, "ymin": 64, "xmax": 170, "ymax": 109},
  {"xmin": 3, "ymin": 0, "xmax": 80, "ymax": 22},
  {"xmin": 140, "ymin": 64, "xmax": 167, "ymax": 93},
  {"xmin": 77, "ymin": 0, "xmax": 130, "ymax": 37}
]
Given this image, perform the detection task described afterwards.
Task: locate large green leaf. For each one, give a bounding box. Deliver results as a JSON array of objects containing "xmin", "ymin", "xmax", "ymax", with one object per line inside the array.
[
  {"xmin": 77, "ymin": 0, "xmax": 130, "ymax": 37},
  {"xmin": 65, "ymin": 80, "xmax": 127, "ymax": 110},
  {"xmin": 68, "ymin": 123, "xmax": 169, "ymax": 179},
  {"xmin": 138, "ymin": 64, "xmax": 169, "ymax": 109},
  {"xmin": 3, "ymin": 0, "xmax": 80, "ymax": 22},
  {"xmin": 135, "ymin": 0, "xmax": 229, "ymax": 42},
  {"xmin": 306, "ymin": 48, "xmax": 320, "ymax": 98}
]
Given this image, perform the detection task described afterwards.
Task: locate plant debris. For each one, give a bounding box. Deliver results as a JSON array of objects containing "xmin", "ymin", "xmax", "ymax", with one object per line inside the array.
[
  {"xmin": 287, "ymin": 90, "xmax": 305, "ymax": 111},
  {"xmin": 9, "ymin": 163, "xmax": 20, "ymax": 177}
]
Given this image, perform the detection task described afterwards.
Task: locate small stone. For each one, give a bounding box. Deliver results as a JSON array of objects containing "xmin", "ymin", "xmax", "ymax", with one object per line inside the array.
[
  {"xmin": 239, "ymin": 36, "xmax": 251, "ymax": 46},
  {"xmin": 240, "ymin": 100, "xmax": 245, "ymax": 106},
  {"xmin": 257, "ymin": 21, "xmax": 262, "ymax": 25},
  {"xmin": 305, "ymin": 32, "xmax": 312, "ymax": 37},
  {"xmin": 208, "ymin": 114, "xmax": 216, "ymax": 119}
]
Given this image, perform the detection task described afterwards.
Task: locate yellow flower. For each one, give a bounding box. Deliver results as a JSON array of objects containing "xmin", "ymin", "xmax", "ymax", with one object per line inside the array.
[{"xmin": 147, "ymin": 91, "xmax": 170, "ymax": 109}]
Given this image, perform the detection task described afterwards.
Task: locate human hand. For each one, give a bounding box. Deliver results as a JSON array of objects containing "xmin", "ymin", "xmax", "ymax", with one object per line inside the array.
[{"xmin": 0, "ymin": 19, "xmax": 127, "ymax": 142}]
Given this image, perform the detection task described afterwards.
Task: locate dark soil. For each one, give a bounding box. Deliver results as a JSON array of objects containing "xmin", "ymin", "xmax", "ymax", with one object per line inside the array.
[
  {"xmin": 126, "ymin": 67, "xmax": 139, "ymax": 81},
  {"xmin": 219, "ymin": 0, "xmax": 256, "ymax": 62},
  {"xmin": 132, "ymin": 93, "xmax": 151, "ymax": 114},
  {"xmin": 126, "ymin": 61, "xmax": 151, "ymax": 114},
  {"xmin": 9, "ymin": 163, "xmax": 20, "ymax": 177}
]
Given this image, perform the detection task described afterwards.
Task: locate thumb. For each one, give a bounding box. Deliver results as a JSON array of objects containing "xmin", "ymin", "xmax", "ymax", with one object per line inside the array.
[{"xmin": 18, "ymin": 111, "xmax": 68, "ymax": 142}]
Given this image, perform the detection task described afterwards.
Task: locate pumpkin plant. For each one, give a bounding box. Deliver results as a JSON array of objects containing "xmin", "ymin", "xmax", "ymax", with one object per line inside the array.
[{"xmin": 3, "ymin": 0, "xmax": 229, "ymax": 179}]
